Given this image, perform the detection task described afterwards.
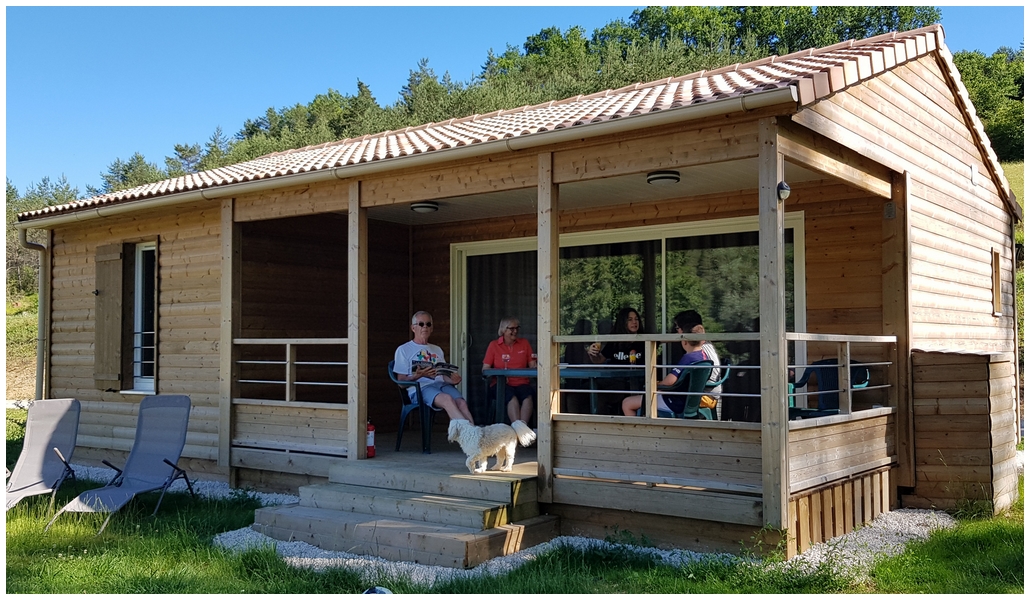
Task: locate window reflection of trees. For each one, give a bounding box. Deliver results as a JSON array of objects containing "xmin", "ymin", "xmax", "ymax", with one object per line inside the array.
[{"xmin": 558, "ymin": 230, "xmax": 795, "ymax": 370}]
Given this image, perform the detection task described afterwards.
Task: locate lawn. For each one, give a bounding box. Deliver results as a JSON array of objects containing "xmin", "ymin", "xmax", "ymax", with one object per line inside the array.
[{"xmin": 5, "ymin": 409, "xmax": 1024, "ymax": 593}]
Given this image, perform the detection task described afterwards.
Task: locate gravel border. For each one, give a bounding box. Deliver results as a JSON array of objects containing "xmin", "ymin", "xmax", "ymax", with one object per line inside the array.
[{"xmin": 68, "ymin": 456, "xmax": 1022, "ymax": 589}]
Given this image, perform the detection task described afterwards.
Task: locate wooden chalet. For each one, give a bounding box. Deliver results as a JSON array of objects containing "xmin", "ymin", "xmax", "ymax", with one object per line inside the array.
[{"xmin": 16, "ymin": 25, "xmax": 1021, "ymax": 564}]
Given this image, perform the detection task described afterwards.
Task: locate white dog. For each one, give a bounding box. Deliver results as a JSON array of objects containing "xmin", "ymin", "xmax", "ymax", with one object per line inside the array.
[{"xmin": 446, "ymin": 419, "xmax": 536, "ymax": 474}]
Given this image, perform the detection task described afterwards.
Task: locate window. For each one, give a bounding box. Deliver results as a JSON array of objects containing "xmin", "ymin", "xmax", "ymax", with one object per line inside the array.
[
  {"xmin": 133, "ymin": 242, "xmax": 157, "ymax": 391},
  {"xmin": 93, "ymin": 241, "xmax": 158, "ymax": 392},
  {"xmin": 991, "ymin": 248, "xmax": 1002, "ymax": 316},
  {"xmin": 451, "ymin": 213, "xmax": 806, "ymax": 394}
]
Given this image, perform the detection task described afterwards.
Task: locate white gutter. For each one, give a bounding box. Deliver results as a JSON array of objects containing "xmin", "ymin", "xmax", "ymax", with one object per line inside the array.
[
  {"xmin": 18, "ymin": 228, "xmax": 49, "ymax": 400},
  {"xmin": 17, "ymin": 85, "xmax": 799, "ymax": 231}
]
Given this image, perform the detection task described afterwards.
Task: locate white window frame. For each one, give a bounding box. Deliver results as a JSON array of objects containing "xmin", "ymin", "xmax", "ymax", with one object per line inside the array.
[
  {"xmin": 132, "ymin": 241, "xmax": 157, "ymax": 392},
  {"xmin": 450, "ymin": 212, "xmax": 807, "ymax": 396}
]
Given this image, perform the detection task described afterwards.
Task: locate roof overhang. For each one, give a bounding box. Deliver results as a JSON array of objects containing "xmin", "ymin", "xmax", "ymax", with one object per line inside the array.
[{"xmin": 16, "ymin": 86, "xmax": 799, "ymax": 230}]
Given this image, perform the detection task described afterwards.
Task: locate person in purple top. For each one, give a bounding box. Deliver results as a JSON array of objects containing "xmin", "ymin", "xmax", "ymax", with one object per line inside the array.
[{"xmin": 621, "ymin": 310, "xmax": 714, "ymax": 416}]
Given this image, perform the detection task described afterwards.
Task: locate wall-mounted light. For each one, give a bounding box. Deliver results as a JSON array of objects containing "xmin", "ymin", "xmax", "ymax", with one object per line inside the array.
[
  {"xmin": 646, "ymin": 170, "xmax": 681, "ymax": 186},
  {"xmin": 410, "ymin": 201, "xmax": 439, "ymax": 213},
  {"xmin": 776, "ymin": 181, "xmax": 791, "ymax": 201}
]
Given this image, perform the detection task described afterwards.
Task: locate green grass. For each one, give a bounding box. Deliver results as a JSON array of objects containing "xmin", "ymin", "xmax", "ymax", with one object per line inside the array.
[
  {"xmin": 6, "ymin": 294, "xmax": 38, "ymax": 359},
  {"xmin": 5, "ymin": 409, "xmax": 1025, "ymax": 593},
  {"xmin": 1002, "ymin": 162, "xmax": 1023, "ymax": 245},
  {"xmin": 865, "ymin": 480, "xmax": 1024, "ymax": 593}
]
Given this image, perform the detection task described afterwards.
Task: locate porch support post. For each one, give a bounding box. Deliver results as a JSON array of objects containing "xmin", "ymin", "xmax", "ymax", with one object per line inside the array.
[
  {"xmin": 347, "ymin": 181, "xmax": 369, "ymax": 460},
  {"xmin": 883, "ymin": 171, "xmax": 913, "ymax": 486},
  {"xmin": 758, "ymin": 117, "xmax": 789, "ymax": 529},
  {"xmin": 218, "ymin": 198, "xmax": 241, "ymax": 482},
  {"xmin": 536, "ymin": 152, "xmax": 560, "ymax": 503}
]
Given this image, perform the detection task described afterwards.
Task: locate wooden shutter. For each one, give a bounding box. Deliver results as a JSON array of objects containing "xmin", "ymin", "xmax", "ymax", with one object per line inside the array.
[{"xmin": 94, "ymin": 243, "xmax": 125, "ymax": 390}]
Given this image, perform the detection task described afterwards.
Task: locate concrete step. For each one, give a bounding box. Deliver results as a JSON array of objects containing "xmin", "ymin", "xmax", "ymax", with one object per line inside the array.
[
  {"xmin": 299, "ymin": 482, "xmax": 520, "ymax": 529},
  {"xmin": 253, "ymin": 503, "xmax": 559, "ymax": 569},
  {"xmin": 327, "ymin": 460, "xmax": 537, "ymax": 507}
]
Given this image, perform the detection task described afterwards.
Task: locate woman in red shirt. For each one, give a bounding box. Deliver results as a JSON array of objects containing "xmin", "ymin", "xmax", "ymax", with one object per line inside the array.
[{"xmin": 483, "ymin": 316, "xmax": 537, "ymax": 425}]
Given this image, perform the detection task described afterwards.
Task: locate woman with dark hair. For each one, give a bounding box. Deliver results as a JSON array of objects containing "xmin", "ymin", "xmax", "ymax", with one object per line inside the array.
[
  {"xmin": 588, "ymin": 307, "xmax": 645, "ymax": 366},
  {"xmin": 588, "ymin": 307, "xmax": 646, "ymax": 414}
]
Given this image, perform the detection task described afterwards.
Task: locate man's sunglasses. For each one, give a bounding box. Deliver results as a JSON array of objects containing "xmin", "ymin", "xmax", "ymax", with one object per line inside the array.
[{"xmin": 415, "ymin": 321, "xmax": 433, "ymax": 328}]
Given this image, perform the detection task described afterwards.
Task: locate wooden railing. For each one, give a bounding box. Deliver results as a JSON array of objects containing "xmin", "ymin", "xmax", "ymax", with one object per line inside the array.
[
  {"xmin": 553, "ymin": 332, "xmax": 897, "ymax": 418},
  {"xmin": 233, "ymin": 338, "xmax": 348, "ymax": 403}
]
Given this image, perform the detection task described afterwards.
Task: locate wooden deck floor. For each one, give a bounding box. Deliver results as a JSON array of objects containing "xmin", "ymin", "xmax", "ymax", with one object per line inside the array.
[{"xmin": 366, "ymin": 429, "xmax": 539, "ymax": 476}]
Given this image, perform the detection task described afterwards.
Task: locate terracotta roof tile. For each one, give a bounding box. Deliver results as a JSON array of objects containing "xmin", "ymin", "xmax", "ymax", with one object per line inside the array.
[{"xmin": 19, "ymin": 24, "xmax": 1015, "ymax": 222}]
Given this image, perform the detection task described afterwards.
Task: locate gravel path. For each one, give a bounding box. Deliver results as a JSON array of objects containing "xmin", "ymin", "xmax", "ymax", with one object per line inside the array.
[{"xmin": 68, "ymin": 456, "xmax": 1022, "ymax": 588}]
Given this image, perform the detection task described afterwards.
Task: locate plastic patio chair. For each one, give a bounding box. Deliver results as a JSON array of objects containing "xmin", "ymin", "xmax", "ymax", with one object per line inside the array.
[
  {"xmin": 388, "ymin": 360, "xmax": 440, "ymax": 454},
  {"xmin": 6, "ymin": 398, "xmax": 80, "ymax": 512},
  {"xmin": 792, "ymin": 358, "xmax": 871, "ymax": 410},
  {"xmin": 45, "ymin": 394, "xmax": 196, "ymax": 534},
  {"xmin": 703, "ymin": 362, "xmax": 731, "ymax": 420},
  {"xmin": 642, "ymin": 360, "xmax": 714, "ymax": 419}
]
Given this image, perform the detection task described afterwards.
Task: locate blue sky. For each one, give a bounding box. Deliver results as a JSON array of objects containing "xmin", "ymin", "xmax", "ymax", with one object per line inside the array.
[{"xmin": 5, "ymin": 5, "xmax": 1025, "ymax": 196}]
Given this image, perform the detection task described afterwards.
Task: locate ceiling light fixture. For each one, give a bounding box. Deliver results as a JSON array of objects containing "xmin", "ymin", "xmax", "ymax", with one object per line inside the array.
[
  {"xmin": 410, "ymin": 201, "xmax": 439, "ymax": 213},
  {"xmin": 776, "ymin": 181, "xmax": 791, "ymax": 201},
  {"xmin": 646, "ymin": 170, "xmax": 681, "ymax": 186}
]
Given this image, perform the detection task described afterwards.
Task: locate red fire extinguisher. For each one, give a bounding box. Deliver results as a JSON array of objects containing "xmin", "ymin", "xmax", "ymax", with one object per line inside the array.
[{"xmin": 366, "ymin": 420, "xmax": 376, "ymax": 458}]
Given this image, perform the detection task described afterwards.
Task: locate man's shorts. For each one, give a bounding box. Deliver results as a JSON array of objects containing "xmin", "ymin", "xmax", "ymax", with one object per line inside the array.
[{"xmin": 417, "ymin": 382, "xmax": 464, "ymax": 407}]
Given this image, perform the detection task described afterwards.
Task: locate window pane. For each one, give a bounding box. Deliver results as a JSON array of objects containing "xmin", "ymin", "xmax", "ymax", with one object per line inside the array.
[
  {"xmin": 135, "ymin": 245, "xmax": 157, "ymax": 384},
  {"xmin": 666, "ymin": 230, "xmax": 794, "ymax": 367},
  {"xmin": 559, "ymin": 240, "xmax": 661, "ymax": 337}
]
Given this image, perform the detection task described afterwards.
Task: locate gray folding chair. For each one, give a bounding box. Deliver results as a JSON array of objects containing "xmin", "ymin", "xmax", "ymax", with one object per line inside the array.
[
  {"xmin": 46, "ymin": 394, "xmax": 196, "ymax": 534},
  {"xmin": 5, "ymin": 398, "xmax": 80, "ymax": 511}
]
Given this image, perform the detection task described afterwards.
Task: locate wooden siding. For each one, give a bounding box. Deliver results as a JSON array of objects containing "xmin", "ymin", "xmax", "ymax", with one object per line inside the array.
[
  {"xmin": 785, "ymin": 467, "xmax": 894, "ymax": 559},
  {"xmin": 793, "ymin": 55, "xmax": 1016, "ymax": 356},
  {"xmin": 549, "ymin": 416, "xmax": 764, "ymax": 526},
  {"xmin": 50, "ymin": 201, "xmax": 221, "ymax": 464},
  {"xmin": 231, "ymin": 399, "xmax": 349, "ymax": 457},
  {"xmin": 240, "ymin": 214, "xmax": 348, "ymax": 340},
  {"xmin": 237, "ymin": 213, "xmax": 409, "ymax": 430},
  {"xmin": 788, "ymin": 409, "xmax": 896, "ymax": 493},
  {"xmin": 906, "ymin": 351, "xmax": 1019, "ymax": 513},
  {"xmin": 549, "ymin": 503, "xmax": 781, "ymax": 555}
]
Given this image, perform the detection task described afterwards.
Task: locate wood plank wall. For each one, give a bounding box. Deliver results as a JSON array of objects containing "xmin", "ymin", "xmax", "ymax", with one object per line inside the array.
[
  {"xmin": 238, "ymin": 212, "xmax": 409, "ymax": 427},
  {"xmin": 552, "ymin": 418, "xmax": 764, "ymax": 494},
  {"xmin": 240, "ymin": 214, "xmax": 348, "ymax": 339},
  {"xmin": 49, "ymin": 201, "xmax": 223, "ymax": 476},
  {"xmin": 786, "ymin": 466, "xmax": 894, "ymax": 559},
  {"xmin": 906, "ymin": 350, "xmax": 1019, "ymax": 513},
  {"xmin": 788, "ymin": 411, "xmax": 895, "ymax": 493},
  {"xmin": 796, "ymin": 55, "xmax": 1016, "ymax": 357}
]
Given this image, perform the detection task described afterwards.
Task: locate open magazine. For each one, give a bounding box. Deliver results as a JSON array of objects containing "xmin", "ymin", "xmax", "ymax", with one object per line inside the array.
[{"xmin": 411, "ymin": 360, "xmax": 459, "ymax": 375}]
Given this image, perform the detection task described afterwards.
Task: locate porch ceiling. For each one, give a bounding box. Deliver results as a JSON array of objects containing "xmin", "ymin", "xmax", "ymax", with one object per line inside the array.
[{"xmin": 367, "ymin": 158, "xmax": 823, "ymax": 226}]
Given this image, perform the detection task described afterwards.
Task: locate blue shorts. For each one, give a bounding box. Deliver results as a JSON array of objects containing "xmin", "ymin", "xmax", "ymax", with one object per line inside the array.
[{"xmin": 415, "ymin": 382, "xmax": 464, "ymax": 407}]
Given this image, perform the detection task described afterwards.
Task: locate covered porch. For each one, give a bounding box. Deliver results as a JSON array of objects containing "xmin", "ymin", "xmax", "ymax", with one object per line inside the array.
[{"xmin": 219, "ymin": 110, "xmax": 908, "ymax": 556}]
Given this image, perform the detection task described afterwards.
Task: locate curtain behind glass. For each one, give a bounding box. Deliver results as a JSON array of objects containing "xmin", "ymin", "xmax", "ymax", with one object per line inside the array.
[{"xmin": 466, "ymin": 251, "xmax": 537, "ymax": 424}]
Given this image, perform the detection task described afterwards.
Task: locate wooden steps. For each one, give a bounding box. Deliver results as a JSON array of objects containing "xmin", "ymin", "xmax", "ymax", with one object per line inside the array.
[{"xmin": 252, "ymin": 460, "xmax": 557, "ymax": 568}]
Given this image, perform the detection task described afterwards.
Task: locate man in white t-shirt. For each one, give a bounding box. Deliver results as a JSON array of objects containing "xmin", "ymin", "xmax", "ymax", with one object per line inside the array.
[{"xmin": 393, "ymin": 311, "xmax": 476, "ymax": 423}]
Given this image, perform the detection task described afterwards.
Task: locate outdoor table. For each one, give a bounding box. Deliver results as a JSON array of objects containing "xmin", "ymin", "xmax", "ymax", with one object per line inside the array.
[{"xmin": 482, "ymin": 366, "xmax": 645, "ymax": 423}]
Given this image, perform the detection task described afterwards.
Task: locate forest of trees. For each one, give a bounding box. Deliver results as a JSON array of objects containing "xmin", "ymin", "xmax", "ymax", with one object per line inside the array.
[{"xmin": 6, "ymin": 6, "xmax": 1023, "ymax": 299}]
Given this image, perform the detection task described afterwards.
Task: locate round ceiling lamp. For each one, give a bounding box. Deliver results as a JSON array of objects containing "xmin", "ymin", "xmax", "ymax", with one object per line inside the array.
[
  {"xmin": 410, "ymin": 201, "xmax": 439, "ymax": 213},
  {"xmin": 646, "ymin": 170, "xmax": 680, "ymax": 185}
]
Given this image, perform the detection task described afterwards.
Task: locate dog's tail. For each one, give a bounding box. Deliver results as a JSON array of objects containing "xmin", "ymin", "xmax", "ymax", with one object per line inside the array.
[{"xmin": 511, "ymin": 420, "xmax": 536, "ymax": 446}]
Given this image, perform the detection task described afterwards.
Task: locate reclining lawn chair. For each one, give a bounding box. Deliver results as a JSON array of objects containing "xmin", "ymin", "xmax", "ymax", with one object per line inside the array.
[
  {"xmin": 6, "ymin": 398, "xmax": 80, "ymax": 512},
  {"xmin": 45, "ymin": 394, "xmax": 196, "ymax": 534}
]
